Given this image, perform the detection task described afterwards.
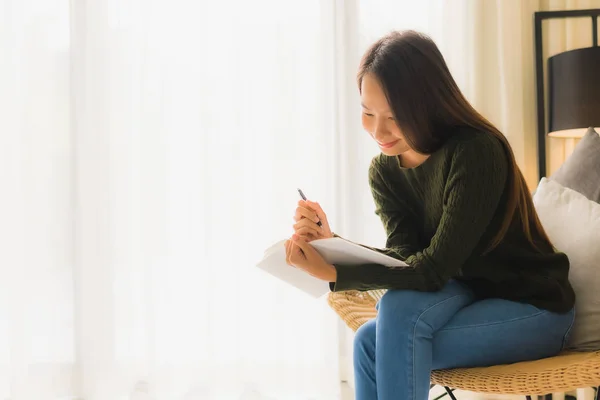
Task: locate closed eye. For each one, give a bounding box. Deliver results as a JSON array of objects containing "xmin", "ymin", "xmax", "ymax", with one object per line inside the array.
[{"xmin": 363, "ymin": 113, "xmax": 374, "ymax": 117}]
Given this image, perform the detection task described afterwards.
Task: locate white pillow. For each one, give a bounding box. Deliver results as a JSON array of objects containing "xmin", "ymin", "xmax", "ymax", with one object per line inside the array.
[{"xmin": 533, "ymin": 178, "xmax": 600, "ymax": 351}]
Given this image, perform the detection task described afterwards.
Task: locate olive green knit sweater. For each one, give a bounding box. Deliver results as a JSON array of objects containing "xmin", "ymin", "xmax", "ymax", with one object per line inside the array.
[{"xmin": 331, "ymin": 129, "xmax": 575, "ymax": 313}]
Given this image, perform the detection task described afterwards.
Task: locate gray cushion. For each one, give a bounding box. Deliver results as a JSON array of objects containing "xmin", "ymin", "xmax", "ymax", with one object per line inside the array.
[{"xmin": 550, "ymin": 127, "xmax": 600, "ymax": 203}]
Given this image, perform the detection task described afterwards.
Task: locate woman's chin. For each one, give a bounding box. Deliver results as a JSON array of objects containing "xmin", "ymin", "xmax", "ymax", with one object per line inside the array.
[{"xmin": 380, "ymin": 148, "xmax": 399, "ymax": 156}]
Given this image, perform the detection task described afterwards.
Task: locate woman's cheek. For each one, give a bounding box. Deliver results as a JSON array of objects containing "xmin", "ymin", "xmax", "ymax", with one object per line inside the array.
[{"xmin": 361, "ymin": 115, "xmax": 372, "ymax": 134}]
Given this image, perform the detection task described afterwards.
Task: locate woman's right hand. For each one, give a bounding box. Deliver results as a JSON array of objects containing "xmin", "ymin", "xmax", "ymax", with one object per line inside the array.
[{"xmin": 293, "ymin": 200, "xmax": 333, "ymax": 242}]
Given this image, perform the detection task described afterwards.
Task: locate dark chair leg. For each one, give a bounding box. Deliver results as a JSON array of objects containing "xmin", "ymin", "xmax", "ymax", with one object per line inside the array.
[
  {"xmin": 429, "ymin": 385, "xmax": 452, "ymax": 400},
  {"xmin": 444, "ymin": 387, "xmax": 458, "ymax": 400},
  {"xmin": 525, "ymin": 396, "xmax": 532, "ymax": 400},
  {"xmin": 431, "ymin": 391, "xmax": 449, "ymax": 400},
  {"xmin": 595, "ymin": 386, "xmax": 600, "ymax": 400}
]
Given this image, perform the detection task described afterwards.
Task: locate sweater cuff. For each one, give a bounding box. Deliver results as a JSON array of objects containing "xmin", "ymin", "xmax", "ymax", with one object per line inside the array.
[
  {"xmin": 329, "ymin": 263, "xmax": 366, "ymax": 292},
  {"xmin": 328, "ymin": 259, "xmax": 438, "ymax": 293}
]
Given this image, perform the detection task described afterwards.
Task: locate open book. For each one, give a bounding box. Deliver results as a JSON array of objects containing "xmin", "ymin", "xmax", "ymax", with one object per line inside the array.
[{"xmin": 255, "ymin": 237, "xmax": 408, "ymax": 298}]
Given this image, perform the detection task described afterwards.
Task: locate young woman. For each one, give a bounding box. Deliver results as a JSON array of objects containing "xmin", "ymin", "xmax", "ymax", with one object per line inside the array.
[{"xmin": 284, "ymin": 30, "xmax": 575, "ymax": 400}]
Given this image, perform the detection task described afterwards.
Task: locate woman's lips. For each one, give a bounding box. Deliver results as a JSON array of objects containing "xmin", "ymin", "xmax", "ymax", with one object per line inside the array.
[{"xmin": 378, "ymin": 140, "xmax": 399, "ymax": 149}]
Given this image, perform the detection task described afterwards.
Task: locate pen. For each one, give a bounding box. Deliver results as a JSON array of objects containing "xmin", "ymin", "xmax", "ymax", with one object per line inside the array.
[{"xmin": 297, "ymin": 188, "xmax": 322, "ymax": 227}]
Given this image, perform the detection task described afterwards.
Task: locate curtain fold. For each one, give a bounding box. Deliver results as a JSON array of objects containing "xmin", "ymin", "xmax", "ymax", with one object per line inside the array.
[{"xmin": 1, "ymin": 0, "xmax": 76, "ymax": 398}]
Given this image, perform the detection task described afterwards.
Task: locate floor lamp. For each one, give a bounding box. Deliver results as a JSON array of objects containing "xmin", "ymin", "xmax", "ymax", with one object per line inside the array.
[{"xmin": 534, "ymin": 9, "xmax": 600, "ymax": 180}]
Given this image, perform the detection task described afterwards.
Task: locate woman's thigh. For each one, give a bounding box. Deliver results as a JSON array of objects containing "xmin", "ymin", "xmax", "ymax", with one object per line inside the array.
[{"xmin": 431, "ymin": 298, "xmax": 575, "ymax": 370}]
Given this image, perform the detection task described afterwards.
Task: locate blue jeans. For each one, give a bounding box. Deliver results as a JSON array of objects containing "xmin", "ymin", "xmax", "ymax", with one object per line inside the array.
[{"xmin": 353, "ymin": 280, "xmax": 575, "ymax": 400}]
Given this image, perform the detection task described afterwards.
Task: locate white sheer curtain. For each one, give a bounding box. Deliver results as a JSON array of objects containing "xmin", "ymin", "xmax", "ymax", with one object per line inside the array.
[
  {"xmin": 1, "ymin": 0, "xmax": 375, "ymax": 398},
  {"xmin": 1, "ymin": 0, "xmax": 74, "ymax": 398}
]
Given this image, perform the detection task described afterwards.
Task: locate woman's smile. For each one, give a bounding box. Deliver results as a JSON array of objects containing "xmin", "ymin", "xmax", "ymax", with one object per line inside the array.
[{"xmin": 377, "ymin": 139, "xmax": 400, "ymax": 149}]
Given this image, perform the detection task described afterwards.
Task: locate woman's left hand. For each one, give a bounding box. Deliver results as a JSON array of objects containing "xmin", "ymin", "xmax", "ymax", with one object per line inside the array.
[{"xmin": 285, "ymin": 234, "xmax": 337, "ymax": 282}]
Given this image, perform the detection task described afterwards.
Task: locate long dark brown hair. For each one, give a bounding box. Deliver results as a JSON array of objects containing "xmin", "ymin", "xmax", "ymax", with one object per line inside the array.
[{"xmin": 358, "ymin": 30, "xmax": 553, "ymax": 254}]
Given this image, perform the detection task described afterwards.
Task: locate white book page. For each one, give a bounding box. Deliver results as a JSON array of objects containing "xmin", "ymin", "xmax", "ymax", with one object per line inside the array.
[
  {"xmin": 311, "ymin": 237, "xmax": 408, "ymax": 267},
  {"xmin": 256, "ymin": 240, "xmax": 330, "ymax": 298},
  {"xmin": 255, "ymin": 237, "xmax": 408, "ymax": 298}
]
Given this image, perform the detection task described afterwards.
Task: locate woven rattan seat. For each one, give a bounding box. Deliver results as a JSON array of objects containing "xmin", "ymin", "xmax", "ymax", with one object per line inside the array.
[{"xmin": 328, "ymin": 290, "xmax": 600, "ymax": 396}]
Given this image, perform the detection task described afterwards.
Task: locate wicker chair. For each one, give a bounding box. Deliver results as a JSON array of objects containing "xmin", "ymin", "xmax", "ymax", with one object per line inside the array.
[{"xmin": 328, "ymin": 291, "xmax": 600, "ymax": 400}]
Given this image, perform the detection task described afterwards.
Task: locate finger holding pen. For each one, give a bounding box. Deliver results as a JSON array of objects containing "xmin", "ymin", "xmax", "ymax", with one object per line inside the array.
[{"xmin": 294, "ymin": 189, "xmax": 333, "ymax": 241}]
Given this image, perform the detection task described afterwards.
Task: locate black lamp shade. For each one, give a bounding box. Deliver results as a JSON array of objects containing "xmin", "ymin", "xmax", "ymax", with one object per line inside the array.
[{"xmin": 548, "ymin": 46, "xmax": 600, "ymax": 137}]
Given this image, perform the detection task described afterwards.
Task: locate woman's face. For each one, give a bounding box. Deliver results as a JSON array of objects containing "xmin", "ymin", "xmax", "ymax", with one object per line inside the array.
[{"xmin": 360, "ymin": 73, "xmax": 411, "ymax": 156}]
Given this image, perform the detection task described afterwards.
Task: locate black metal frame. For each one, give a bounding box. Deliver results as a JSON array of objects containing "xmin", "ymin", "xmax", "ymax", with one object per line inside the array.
[{"xmin": 535, "ymin": 9, "xmax": 600, "ymax": 180}]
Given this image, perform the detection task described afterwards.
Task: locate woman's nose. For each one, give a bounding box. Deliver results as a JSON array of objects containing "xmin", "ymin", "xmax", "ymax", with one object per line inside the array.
[{"xmin": 373, "ymin": 124, "xmax": 389, "ymax": 141}]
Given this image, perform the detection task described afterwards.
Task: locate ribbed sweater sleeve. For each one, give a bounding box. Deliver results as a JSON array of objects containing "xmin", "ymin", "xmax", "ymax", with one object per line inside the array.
[
  {"xmin": 368, "ymin": 157, "xmax": 420, "ymax": 260},
  {"xmin": 331, "ymin": 135, "xmax": 508, "ymax": 292}
]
